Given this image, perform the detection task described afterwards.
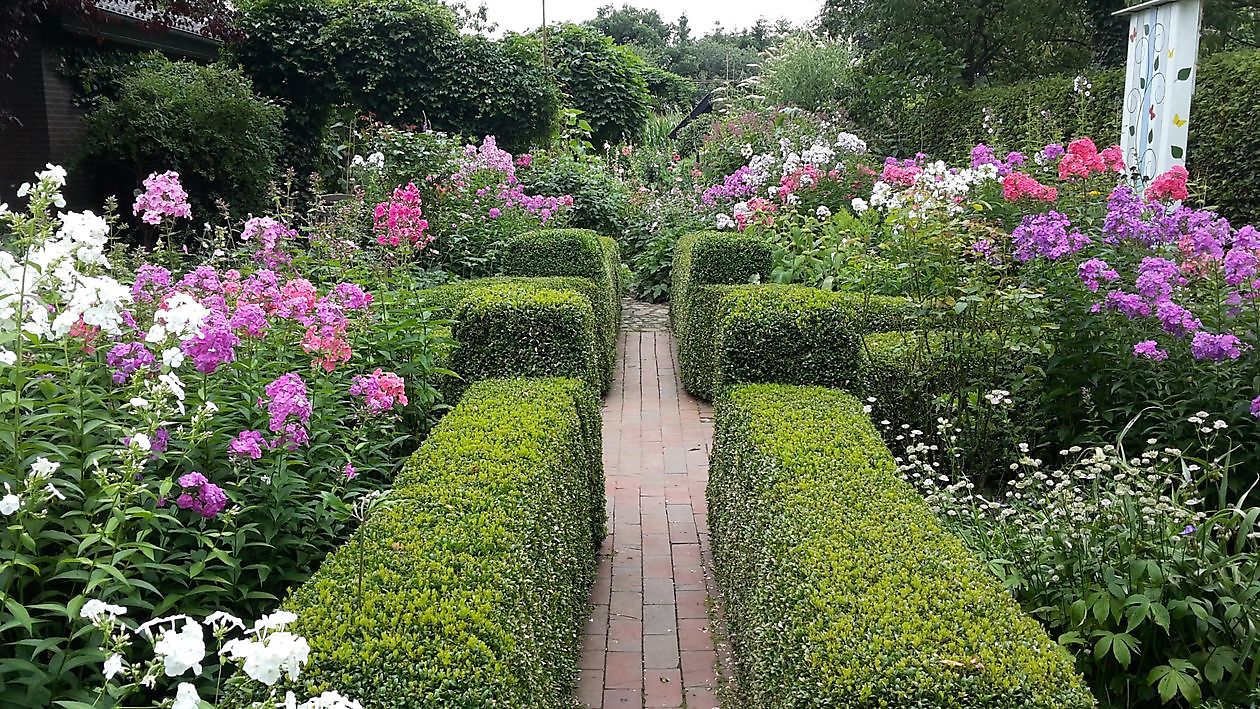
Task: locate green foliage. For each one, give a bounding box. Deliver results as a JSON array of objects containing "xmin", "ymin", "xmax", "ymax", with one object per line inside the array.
[
  {"xmin": 234, "ymin": 378, "xmax": 603, "ymax": 707},
  {"xmin": 80, "ymin": 55, "xmax": 283, "ymax": 218},
  {"xmin": 1188, "ymin": 50, "xmax": 1260, "ymax": 223},
  {"xmin": 920, "ymin": 437, "xmax": 1260, "ymax": 706},
  {"xmin": 640, "ymin": 64, "xmax": 696, "ymax": 112},
  {"xmin": 501, "ymin": 229, "xmax": 624, "ymax": 387},
  {"xmin": 714, "ymin": 285, "xmax": 915, "ymax": 397},
  {"xmin": 231, "ymin": 0, "xmax": 339, "ymax": 175},
  {"xmin": 707, "ymin": 383, "xmax": 1095, "ymax": 707},
  {"xmin": 517, "ymin": 24, "xmax": 652, "ymax": 146},
  {"xmin": 670, "ymin": 231, "xmax": 772, "ymax": 395},
  {"xmin": 758, "ymin": 34, "xmax": 858, "ymax": 111}
]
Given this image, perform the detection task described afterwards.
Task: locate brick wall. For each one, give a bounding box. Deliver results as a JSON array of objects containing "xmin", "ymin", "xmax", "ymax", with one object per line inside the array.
[{"xmin": 0, "ymin": 37, "xmax": 52, "ymax": 199}]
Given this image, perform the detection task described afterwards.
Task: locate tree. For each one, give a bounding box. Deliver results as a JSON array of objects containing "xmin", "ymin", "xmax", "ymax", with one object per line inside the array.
[{"xmin": 820, "ymin": 0, "xmax": 1096, "ymax": 86}]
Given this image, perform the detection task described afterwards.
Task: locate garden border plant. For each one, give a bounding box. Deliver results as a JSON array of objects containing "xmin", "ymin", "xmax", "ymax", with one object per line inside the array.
[
  {"xmin": 227, "ymin": 377, "xmax": 603, "ymax": 707},
  {"xmin": 707, "ymin": 383, "xmax": 1095, "ymax": 707}
]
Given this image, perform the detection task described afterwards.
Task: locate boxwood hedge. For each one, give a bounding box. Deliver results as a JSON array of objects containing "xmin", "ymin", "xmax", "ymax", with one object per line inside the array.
[
  {"xmin": 413, "ymin": 276, "xmax": 611, "ymax": 393},
  {"xmin": 231, "ymin": 378, "xmax": 603, "ymax": 708},
  {"xmin": 501, "ymin": 229, "xmax": 622, "ymax": 382},
  {"xmin": 710, "ymin": 284, "xmax": 916, "ymax": 399},
  {"xmin": 670, "ymin": 231, "xmax": 773, "ymax": 395},
  {"xmin": 708, "ymin": 383, "xmax": 1094, "ymax": 707}
]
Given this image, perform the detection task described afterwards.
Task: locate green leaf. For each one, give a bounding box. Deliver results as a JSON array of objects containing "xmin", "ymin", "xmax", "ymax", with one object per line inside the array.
[
  {"xmin": 1177, "ymin": 67, "xmax": 1192, "ymax": 80},
  {"xmin": 1171, "ymin": 145, "xmax": 1184, "ymax": 159}
]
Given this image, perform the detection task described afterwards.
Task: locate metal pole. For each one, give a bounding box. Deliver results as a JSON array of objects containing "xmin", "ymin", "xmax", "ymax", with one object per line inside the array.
[{"xmin": 541, "ymin": 0, "xmax": 549, "ymax": 69}]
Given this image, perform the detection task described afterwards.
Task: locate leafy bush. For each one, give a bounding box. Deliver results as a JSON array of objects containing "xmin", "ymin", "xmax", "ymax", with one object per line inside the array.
[
  {"xmin": 670, "ymin": 231, "xmax": 772, "ymax": 395},
  {"xmin": 231, "ymin": 0, "xmax": 339, "ymax": 175},
  {"xmin": 912, "ymin": 435, "xmax": 1260, "ymax": 706},
  {"xmin": 640, "ymin": 64, "xmax": 696, "ymax": 112},
  {"xmin": 713, "ymin": 284, "xmax": 915, "ymax": 397},
  {"xmin": 511, "ymin": 25, "xmax": 652, "ymax": 146},
  {"xmin": 80, "ymin": 56, "xmax": 283, "ymax": 218},
  {"xmin": 515, "ymin": 153, "xmax": 630, "ymax": 237},
  {"xmin": 707, "ymin": 383, "xmax": 1095, "ymax": 707},
  {"xmin": 234, "ymin": 377, "xmax": 603, "ymax": 707},
  {"xmin": 758, "ymin": 34, "xmax": 859, "ymax": 111}
]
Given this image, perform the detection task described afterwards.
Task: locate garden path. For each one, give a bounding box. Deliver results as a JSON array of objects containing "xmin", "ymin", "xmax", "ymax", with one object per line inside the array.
[{"xmin": 575, "ymin": 303, "xmax": 732, "ymax": 708}]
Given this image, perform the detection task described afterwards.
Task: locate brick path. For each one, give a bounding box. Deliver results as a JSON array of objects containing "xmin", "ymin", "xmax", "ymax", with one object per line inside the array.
[{"xmin": 576, "ymin": 315, "xmax": 728, "ymax": 708}]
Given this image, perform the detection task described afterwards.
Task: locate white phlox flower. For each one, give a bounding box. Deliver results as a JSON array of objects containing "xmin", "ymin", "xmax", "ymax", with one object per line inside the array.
[{"xmin": 153, "ymin": 620, "xmax": 206, "ymax": 677}]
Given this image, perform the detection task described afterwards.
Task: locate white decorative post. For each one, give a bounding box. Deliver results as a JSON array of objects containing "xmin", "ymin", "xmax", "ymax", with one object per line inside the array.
[{"xmin": 1114, "ymin": 0, "xmax": 1203, "ymax": 185}]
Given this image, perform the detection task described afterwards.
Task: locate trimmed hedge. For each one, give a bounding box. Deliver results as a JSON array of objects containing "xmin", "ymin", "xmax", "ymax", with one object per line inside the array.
[
  {"xmin": 710, "ymin": 285, "xmax": 916, "ymax": 399},
  {"xmin": 708, "ymin": 384, "xmax": 1094, "ymax": 707},
  {"xmin": 501, "ymin": 228, "xmax": 622, "ymax": 382},
  {"xmin": 412, "ymin": 276, "xmax": 612, "ymax": 393},
  {"xmin": 903, "ymin": 50, "xmax": 1260, "ymax": 222},
  {"xmin": 670, "ymin": 231, "xmax": 773, "ymax": 395},
  {"xmin": 234, "ymin": 378, "xmax": 603, "ymax": 707}
]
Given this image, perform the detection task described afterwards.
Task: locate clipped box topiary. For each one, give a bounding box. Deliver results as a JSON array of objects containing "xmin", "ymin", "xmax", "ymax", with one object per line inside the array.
[{"xmin": 708, "ymin": 383, "xmax": 1095, "ymax": 708}]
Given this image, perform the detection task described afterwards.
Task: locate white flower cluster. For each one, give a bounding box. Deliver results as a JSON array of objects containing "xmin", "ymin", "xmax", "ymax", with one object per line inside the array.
[
  {"xmin": 80, "ymin": 601, "xmax": 356, "ymax": 707},
  {"xmin": 868, "ymin": 161, "xmax": 999, "ymax": 220},
  {"xmin": 350, "ymin": 151, "xmax": 385, "ymax": 171},
  {"xmin": 1, "ymin": 166, "xmax": 132, "ymax": 365}
]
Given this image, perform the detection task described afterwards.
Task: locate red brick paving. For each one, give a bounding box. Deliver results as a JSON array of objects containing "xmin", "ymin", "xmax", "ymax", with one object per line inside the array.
[{"xmin": 577, "ymin": 329, "xmax": 725, "ymax": 708}]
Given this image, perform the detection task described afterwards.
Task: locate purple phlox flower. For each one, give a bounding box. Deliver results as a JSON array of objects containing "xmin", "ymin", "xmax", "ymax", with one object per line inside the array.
[
  {"xmin": 174, "ymin": 471, "xmax": 228, "ymax": 518},
  {"xmin": 343, "ymin": 463, "xmax": 357, "ymax": 480},
  {"xmin": 1077, "ymin": 258, "xmax": 1119, "ymax": 292},
  {"xmin": 1132, "ymin": 340, "xmax": 1169, "ymax": 362},
  {"xmin": 1011, "ymin": 211, "xmax": 1090, "ymax": 262},
  {"xmin": 1224, "ymin": 247, "xmax": 1259, "ymax": 286},
  {"xmin": 1104, "ymin": 291, "xmax": 1152, "ymax": 319},
  {"xmin": 152, "ymin": 428, "xmax": 170, "ymax": 454},
  {"xmin": 229, "ymin": 303, "xmax": 269, "ymax": 337},
  {"xmin": 1135, "ymin": 257, "xmax": 1185, "ymax": 301},
  {"xmin": 1251, "ymin": 395, "xmax": 1260, "ymax": 418},
  {"xmin": 263, "ymin": 373, "xmax": 311, "ymax": 449},
  {"xmin": 106, "ymin": 341, "xmax": 156, "ymax": 384},
  {"xmin": 178, "ymin": 265, "xmax": 222, "ymax": 294},
  {"xmin": 1190, "ymin": 331, "xmax": 1245, "ymax": 361},
  {"xmin": 228, "ymin": 430, "xmax": 268, "ymax": 460},
  {"xmin": 1039, "ymin": 143, "xmax": 1066, "ymax": 162},
  {"xmin": 180, "ymin": 313, "xmax": 239, "ymax": 374},
  {"xmin": 1154, "ymin": 300, "xmax": 1203, "ymax": 337},
  {"xmin": 132, "ymin": 264, "xmax": 173, "ymax": 303},
  {"xmin": 331, "ymin": 283, "xmax": 373, "ymax": 310}
]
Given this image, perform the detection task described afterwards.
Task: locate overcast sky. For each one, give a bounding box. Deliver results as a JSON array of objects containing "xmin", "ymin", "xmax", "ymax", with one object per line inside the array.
[{"xmin": 479, "ymin": 0, "xmax": 823, "ymax": 36}]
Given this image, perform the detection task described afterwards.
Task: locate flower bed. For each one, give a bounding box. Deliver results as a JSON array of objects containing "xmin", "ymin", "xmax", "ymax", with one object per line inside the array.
[
  {"xmin": 707, "ymin": 383, "xmax": 1093, "ymax": 707},
  {"xmin": 230, "ymin": 377, "xmax": 603, "ymax": 707}
]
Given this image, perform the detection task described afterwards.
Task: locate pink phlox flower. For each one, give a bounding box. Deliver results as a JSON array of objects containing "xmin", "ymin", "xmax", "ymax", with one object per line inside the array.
[
  {"xmin": 1146, "ymin": 165, "xmax": 1190, "ymax": 202},
  {"xmin": 1132, "ymin": 340, "xmax": 1169, "ymax": 361},
  {"xmin": 1002, "ymin": 172, "xmax": 1058, "ymax": 202},
  {"xmin": 350, "ymin": 368, "xmax": 408, "ymax": 413},
  {"xmin": 133, "ymin": 171, "xmax": 192, "ymax": 225},
  {"xmin": 228, "ymin": 430, "xmax": 268, "ymax": 460},
  {"xmin": 373, "ymin": 182, "xmax": 431, "ymax": 248}
]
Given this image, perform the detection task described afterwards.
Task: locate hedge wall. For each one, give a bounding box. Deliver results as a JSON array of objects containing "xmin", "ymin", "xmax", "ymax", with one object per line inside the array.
[
  {"xmin": 904, "ymin": 50, "xmax": 1260, "ymax": 222},
  {"xmin": 501, "ymin": 228, "xmax": 622, "ymax": 381},
  {"xmin": 707, "ymin": 384, "xmax": 1094, "ymax": 707},
  {"xmin": 670, "ymin": 232, "xmax": 921, "ymax": 400},
  {"xmin": 670, "ymin": 231, "xmax": 774, "ymax": 396},
  {"xmin": 413, "ymin": 276, "xmax": 614, "ymax": 393},
  {"xmin": 233, "ymin": 378, "xmax": 602, "ymax": 707},
  {"xmin": 712, "ymin": 285, "xmax": 916, "ymax": 399}
]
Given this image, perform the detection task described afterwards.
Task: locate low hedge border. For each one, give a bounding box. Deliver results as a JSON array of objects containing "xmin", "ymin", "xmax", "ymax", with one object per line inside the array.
[
  {"xmin": 709, "ymin": 284, "xmax": 917, "ymax": 399},
  {"xmin": 708, "ymin": 383, "xmax": 1094, "ymax": 707},
  {"xmin": 413, "ymin": 276, "xmax": 610, "ymax": 393},
  {"xmin": 233, "ymin": 378, "xmax": 604, "ymax": 707},
  {"xmin": 669, "ymin": 231, "xmax": 773, "ymax": 396},
  {"xmin": 502, "ymin": 228, "xmax": 623, "ymax": 382}
]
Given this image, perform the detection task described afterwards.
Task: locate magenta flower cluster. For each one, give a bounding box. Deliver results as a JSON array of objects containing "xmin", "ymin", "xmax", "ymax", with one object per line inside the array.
[
  {"xmin": 373, "ymin": 182, "xmax": 431, "ymax": 248},
  {"xmin": 349, "ymin": 368, "xmax": 408, "ymax": 413},
  {"xmin": 1012, "ymin": 211, "xmax": 1090, "ymax": 262},
  {"xmin": 106, "ymin": 341, "xmax": 156, "ymax": 383},
  {"xmin": 263, "ymin": 372, "xmax": 312, "ymax": 449},
  {"xmin": 174, "ymin": 471, "xmax": 228, "ymax": 518},
  {"xmin": 133, "ymin": 171, "xmax": 192, "ymax": 225}
]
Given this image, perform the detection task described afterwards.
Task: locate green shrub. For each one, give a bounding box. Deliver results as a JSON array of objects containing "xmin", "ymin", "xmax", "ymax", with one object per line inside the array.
[
  {"xmin": 640, "ymin": 64, "xmax": 696, "ymax": 112},
  {"xmin": 711, "ymin": 285, "xmax": 915, "ymax": 398},
  {"xmin": 759, "ymin": 34, "xmax": 859, "ymax": 112},
  {"xmin": 414, "ymin": 275, "xmax": 615, "ymax": 393},
  {"xmin": 452, "ymin": 283, "xmax": 599, "ymax": 391},
  {"xmin": 502, "ymin": 229, "xmax": 622, "ymax": 381},
  {"xmin": 510, "ymin": 25, "xmax": 652, "ymax": 146},
  {"xmin": 1187, "ymin": 50, "xmax": 1260, "ymax": 222},
  {"xmin": 707, "ymin": 384, "xmax": 1095, "ymax": 707},
  {"xmin": 81, "ymin": 56, "xmax": 283, "ymax": 218},
  {"xmin": 516, "ymin": 153, "xmax": 630, "ymax": 238},
  {"xmin": 670, "ymin": 231, "xmax": 773, "ymax": 396},
  {"xmin": 235, "ymin": 378, "xmax": 603, "ymax": 707}
]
